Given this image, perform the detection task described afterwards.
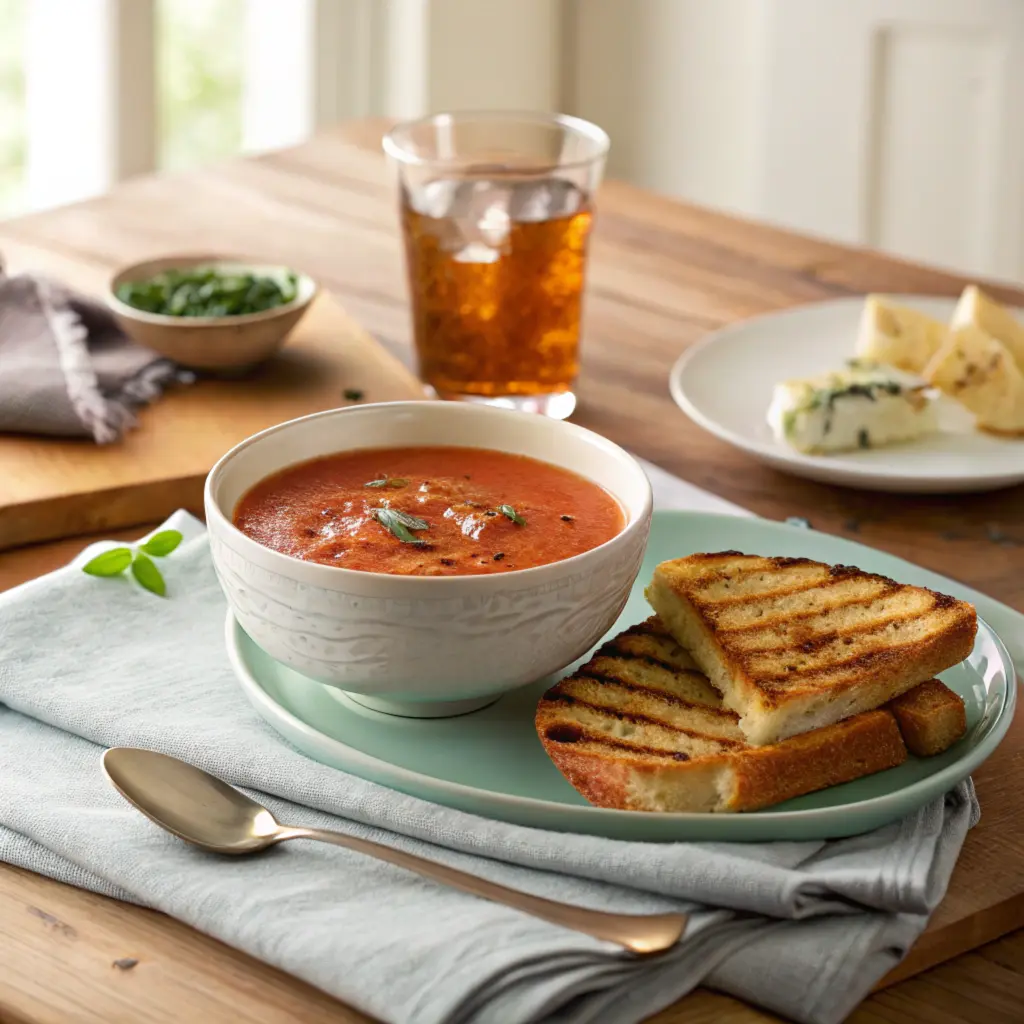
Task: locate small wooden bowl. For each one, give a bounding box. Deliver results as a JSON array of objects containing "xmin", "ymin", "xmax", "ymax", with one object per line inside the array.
[{"xmin": 107, "ymin": 254, "xmax": 318, "ymax": 372}]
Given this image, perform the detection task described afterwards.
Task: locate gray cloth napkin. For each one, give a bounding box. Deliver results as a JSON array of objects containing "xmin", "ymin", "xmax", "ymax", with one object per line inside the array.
[
  {"xmin": 0, "ymin": 268, "xmax": 190, "ymax": 442},
  {"xmin": 0, "ymin": 508, "xmax": 982, "ymax": 1024}
]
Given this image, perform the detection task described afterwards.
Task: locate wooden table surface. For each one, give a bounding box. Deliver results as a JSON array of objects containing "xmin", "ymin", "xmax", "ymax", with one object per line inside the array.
[{"xmin": 1, "ymin": 118, "xmax": 1022, "ymax": 1024}]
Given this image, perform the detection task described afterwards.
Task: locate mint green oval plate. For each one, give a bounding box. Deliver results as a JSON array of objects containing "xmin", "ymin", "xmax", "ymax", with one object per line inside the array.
[{"xmin": 227, "ymin": 510, "xmax": 1017, "ymax": 841}]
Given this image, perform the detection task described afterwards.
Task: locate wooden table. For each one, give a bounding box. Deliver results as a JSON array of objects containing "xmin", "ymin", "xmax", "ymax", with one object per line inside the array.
[{"xmin": 1, "ymin": 118, "xmax": 1022, "ymax": 1024}]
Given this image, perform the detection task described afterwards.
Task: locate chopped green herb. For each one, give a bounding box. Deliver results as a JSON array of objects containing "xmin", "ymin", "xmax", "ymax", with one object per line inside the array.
[
  {"xmin": 493, "ymin": 552, "xmax": 505, "ymax": 561},
  {"xmin": 484, "ymin": 510, "xmax": 497, "ymax": 517},
  {"xmin": 560, "ymin": 515, "xmax": 574, "ymax": 522},
  {"xmin": 116, "ymin": 266, "xmax": 299, "ymax": 318},
  {"xmin": 498, "ymin": 504, "xmax": 526, "ymax": 526},
  {"xmin": 798, "ymin": 379, "xmax": 903, "ymax": 417},
  {"xmin": 365, "ymin": 477, "xmax": 409, "ymax": 488},
  {"xmin": 857, "ymin": 428, "xmax": 871, "ymax": 449},
  {"xmin": 371, "ymin": 508, "xmax": 429, "ymax": 544},
  {"xmin": 343, "ymin": 388, "xmax": 364, "ymax": 401},
  {"xmin": 389, "ymin": 509, "xmax": 429, "ymax": 530}
]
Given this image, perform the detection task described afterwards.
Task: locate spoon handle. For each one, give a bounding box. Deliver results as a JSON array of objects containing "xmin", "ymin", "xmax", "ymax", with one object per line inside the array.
[{"xmin": 285, "ymin": 826, "xmax": 685, "ymax": 955}]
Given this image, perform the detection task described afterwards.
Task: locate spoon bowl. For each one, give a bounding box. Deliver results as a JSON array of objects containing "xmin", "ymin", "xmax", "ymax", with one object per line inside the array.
[
  {"xmin": 102, "ymin": 747, "xmax": 281, "ymax": 854},
  {"xmin": 101, "ymin": 747, "xmax": 687, "ymax": 955}
]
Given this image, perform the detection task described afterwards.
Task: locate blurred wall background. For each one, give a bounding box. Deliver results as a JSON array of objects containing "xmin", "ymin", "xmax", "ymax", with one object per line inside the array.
[{"xmin": 1, "ymin": 0, "xmax": 1021, "ymax": 282}]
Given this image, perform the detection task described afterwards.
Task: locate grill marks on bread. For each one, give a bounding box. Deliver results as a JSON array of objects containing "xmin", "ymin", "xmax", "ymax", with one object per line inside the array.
[
  {"xmin": 667, "ymin": 554, "xmax": 972, "ymax": 688},
  {"xmin": 539, "ymin": 619, "xmax": 744, "ymax": 764},
  {"xmin": 535, "ymin": 615, "xmax": 918, "ymax": 813},
  {"xmin": 645, "ymin": 552, "xmax": 978, "ymax": 746}
]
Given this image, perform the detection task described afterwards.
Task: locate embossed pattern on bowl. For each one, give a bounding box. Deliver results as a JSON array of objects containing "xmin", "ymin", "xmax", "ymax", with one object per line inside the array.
[{"xmin": 205, "ymin": 402, "xmax": 652, "ymax": 711}]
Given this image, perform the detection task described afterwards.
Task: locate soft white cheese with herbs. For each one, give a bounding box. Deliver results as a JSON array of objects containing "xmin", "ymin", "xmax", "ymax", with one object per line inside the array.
[{"xmin": 767, "ymin": 363, "xmax": 937, "ymax": 454}]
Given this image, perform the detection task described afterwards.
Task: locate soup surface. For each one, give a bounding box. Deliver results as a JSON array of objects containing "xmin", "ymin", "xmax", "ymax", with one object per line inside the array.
[{"xmin": 233, "ymin": 446, "xmax": 625, "ymax": 576}]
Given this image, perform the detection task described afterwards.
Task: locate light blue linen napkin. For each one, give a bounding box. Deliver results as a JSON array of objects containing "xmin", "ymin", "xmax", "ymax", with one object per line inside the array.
[{"xmin": 0, "ymin": 490, "xmax": 984, "ymax": 1024}]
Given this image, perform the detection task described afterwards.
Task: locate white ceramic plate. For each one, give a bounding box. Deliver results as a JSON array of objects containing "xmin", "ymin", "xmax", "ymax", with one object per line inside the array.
[
  {"xmin": 669, "ymin": 295, "xmax": 1024, "ymax": 493},
  {"xmin": 227, "ymin": 510, "xmax": 1018, "ymax": 842}
]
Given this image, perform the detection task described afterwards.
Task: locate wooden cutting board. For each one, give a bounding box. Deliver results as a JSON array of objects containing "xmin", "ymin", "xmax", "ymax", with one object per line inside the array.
[{"xmin": 0, "ymin": 294, "xmax": 425, "ymax": 550}]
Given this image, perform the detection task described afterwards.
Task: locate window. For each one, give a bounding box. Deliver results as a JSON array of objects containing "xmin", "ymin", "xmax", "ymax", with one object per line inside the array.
[{"xmin": 157, "ymin": 0, "xmax": 244, "ymax": 172}]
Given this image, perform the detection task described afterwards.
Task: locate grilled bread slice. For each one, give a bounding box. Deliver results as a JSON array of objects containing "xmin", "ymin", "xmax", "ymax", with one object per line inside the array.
[
  {"xmin": 855, "ymin": 295, "xmax": 949, "ymax": 374},
  {"xmin": 645, "ymin": 553, "xmax": 977, "ymax": 746},
  {"xmin": 888, "ymin": 678, "xmax": 967, "ymax": 757},
  {"xmin": 536, "ymin": 618, "xmax": 909, "ymax": 813}
]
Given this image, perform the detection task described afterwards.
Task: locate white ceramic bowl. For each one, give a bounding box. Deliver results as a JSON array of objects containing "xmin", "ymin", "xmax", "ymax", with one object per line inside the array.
[{"xmin": 205, "ymin": 402, "xmax": 653, "ymax": 717}]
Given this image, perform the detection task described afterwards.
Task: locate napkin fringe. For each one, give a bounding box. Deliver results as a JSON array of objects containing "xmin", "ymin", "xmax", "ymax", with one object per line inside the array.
[
  {"xmin": 36, "ymin": 278, "xmax": 127, "ymax": 444},
  {"xmin": 120, "ymin": 358, "xmax": 194, "ymax": 405}
]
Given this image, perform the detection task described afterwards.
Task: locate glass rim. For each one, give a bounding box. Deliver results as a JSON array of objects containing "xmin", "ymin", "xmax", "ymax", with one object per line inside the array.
[{"xmin": 382, "ymin": 110, "xmax": 610, "ymax": 172}]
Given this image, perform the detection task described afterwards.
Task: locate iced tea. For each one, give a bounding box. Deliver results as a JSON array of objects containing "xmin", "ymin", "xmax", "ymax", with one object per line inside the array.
[{"xmin": 400, "ymin": 176, "xmax": 593, "ymax": 402}]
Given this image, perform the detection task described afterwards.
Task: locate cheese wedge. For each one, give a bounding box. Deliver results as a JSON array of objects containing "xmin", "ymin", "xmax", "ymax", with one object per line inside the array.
[
  {"xmin": 767, "ymin": 363, "xmax": 936, "ymax": 454},
  {"xmin": 855, "ymin": 295, "xmax": 948, "ymax": 375},
  {"xmin": 925, "ymin": 324, "xmax": 1024, "ymax": 435},
  {"xmin": 950, "ymin": 285, "xmax": 1024, "ymax": 371}
]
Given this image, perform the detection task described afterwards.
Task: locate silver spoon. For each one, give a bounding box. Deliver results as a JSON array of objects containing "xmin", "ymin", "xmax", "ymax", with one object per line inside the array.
[{"xmin": 101, "ymin": 747, "xmax": 686, "ymax": 955}]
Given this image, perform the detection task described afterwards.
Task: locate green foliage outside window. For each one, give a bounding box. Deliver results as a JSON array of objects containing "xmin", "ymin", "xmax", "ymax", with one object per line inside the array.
[{"xmin": 0, "ymin": 0, "xmax": 245, "ymax": 218}]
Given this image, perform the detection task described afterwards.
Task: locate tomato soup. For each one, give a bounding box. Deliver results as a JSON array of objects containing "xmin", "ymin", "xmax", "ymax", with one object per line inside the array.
[{"xmin": 233, "ymin": 446, "xmax": 624, "ymax": 576}]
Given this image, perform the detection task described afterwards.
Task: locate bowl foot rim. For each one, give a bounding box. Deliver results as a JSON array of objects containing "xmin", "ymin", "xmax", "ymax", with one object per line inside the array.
[{"xmin": 329, "ymin": 689, "xmax": 500, "ymax": 719}]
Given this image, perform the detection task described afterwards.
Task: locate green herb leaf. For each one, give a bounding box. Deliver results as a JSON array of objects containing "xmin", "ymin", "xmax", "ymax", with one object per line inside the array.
[
  {"xmin": 781, "ymin": 408, "xmax": 798, "ymax": 439},
  {"xmin": 371, "ymin": 508, "xmax": 429, "ymax": 544},
  {"xmin": 388, "ymin": 508, "xmax": 429, "ymax": 530},
  {"xmin": 140, "ymin": 529, "xmax": 183, "ymax": 557},
  {"xmin": 130, "ymin": 551, "xmax": 166, "ymax": 596},
  {"xmin": 116, "ymin": 265, "xmax": 298, "ymax": 318},
  {"xmin": 343, "ymin": 388, "xmax": 365, "ymax": 401},
  {"xmin": 365, "ymin": 478, "xmax": 409, "ymax": 489},
  {"xmin": 82, "ymin": 547, "xmax": 133, "ymax": 577},
  {"xmin": 498, "ymin": 504, "xmax": 526, "ymax": 526}
]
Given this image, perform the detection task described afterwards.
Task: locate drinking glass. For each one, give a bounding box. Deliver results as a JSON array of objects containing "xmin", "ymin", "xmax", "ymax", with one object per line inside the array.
[{"xmin": 383, "ymin": 111, "xmax": 609, "ymax": 419}]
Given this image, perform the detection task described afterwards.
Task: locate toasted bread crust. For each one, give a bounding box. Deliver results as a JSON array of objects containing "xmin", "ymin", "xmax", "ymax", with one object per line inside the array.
[
  {"xmin": 646, "ymin": 553, "xmax": 977, "ymax": 745},
  {"xmin": 979, "ymin": 424, "xmax": 1024, "ymax": 437},
  {"xmin": 537, "ymin": 616, "xmax": 913, "ymax": 813},
  {"xmin": 888, "ymin": 678, "xmax": 967, "ymax": 757},
  {"xmin": 725, "ymin": 710, "xmax": 906, "ymax": 810},
  {"xmin": 537, "ymin": 741, "xmax": 703, "ymax": 813},
  {"xmin": 538, "ymin": 704, "xmax": 907, "ymax": 813}
]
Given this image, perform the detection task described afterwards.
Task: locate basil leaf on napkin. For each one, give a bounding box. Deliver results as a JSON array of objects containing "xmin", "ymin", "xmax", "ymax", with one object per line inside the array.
[
  {"xmin": 81, "ymin": 547, "xmax": 133, "ymax": 577},
  {"xmin": 130, "ymin": 552, "xmax": 166, "ymax": 597},
  {"xmin": 140, "ymin": 529, "xmax": 184, "ymax": 557}
]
